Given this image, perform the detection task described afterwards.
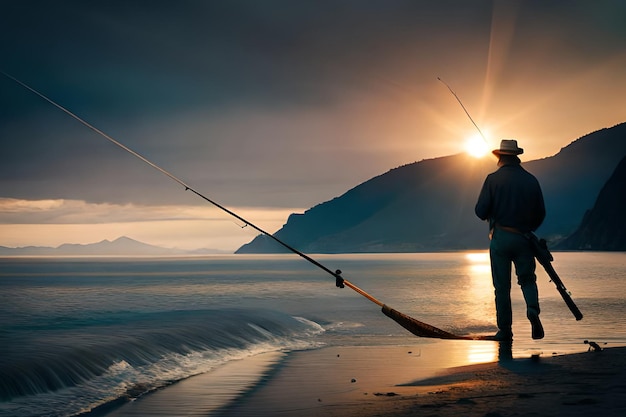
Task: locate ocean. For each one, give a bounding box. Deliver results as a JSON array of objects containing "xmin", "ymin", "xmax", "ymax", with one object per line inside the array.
[{"xmin": 1, "ymin": 252, "xmax": 624, "ymax": 417}]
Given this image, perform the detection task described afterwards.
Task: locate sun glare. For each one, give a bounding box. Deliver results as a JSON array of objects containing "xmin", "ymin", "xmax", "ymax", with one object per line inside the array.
[{"xmin": 464, "ymin": 134, "xmax": 489, "ymax": 158}]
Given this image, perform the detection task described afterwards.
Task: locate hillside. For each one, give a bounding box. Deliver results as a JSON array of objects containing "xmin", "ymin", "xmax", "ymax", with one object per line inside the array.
[
  {"xmin": 524, "ymin": 124, "xmax": 626, "ymax": 239},
  {"xmin": 557, "ymin": 156, "xmax": 626, "ymax": 250},
  {"xmin": 237, "ymin": 122, "xmax": 626, "ymax": 253}
]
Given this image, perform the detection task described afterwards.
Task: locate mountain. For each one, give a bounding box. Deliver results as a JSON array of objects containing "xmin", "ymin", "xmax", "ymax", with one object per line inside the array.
[
  {"xmin": 556, "ymin": 156, "xmax": 626, "ymax": 250},
  {"xmin": 239, "ymin": 154, "xmax": 494, "ymax": 253},
  {"xmin": 0, "ymin": 236, "xmax": 221, "ymax": 256},
  {"xmin": 237, "ymin": 122, "xmax": 626, "ymax": 253},
  {"xmin": 524, "ymin": 123, "xmax": 626, "ymax": 239}
]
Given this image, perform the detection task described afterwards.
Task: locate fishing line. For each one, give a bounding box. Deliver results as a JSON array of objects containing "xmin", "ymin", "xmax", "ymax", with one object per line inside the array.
[
  {"xmin": 437, "ymin": 77, "xmax": 488, "ymax": 144},
  {"xmin": 2, "ymin": 70, "xmax": 490, "ymax": 340}
]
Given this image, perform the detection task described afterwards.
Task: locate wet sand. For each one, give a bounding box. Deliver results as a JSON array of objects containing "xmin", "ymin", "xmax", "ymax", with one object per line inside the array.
[{"xmin": 104, "ymin": 342, "xmax": 626, "ymax": 417}]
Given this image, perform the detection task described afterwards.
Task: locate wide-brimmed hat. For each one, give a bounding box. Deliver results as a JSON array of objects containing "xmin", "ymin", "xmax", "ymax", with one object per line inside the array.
[{"xmin": 492, "ymin": 139, "xmax": 524, "ymax": 156}]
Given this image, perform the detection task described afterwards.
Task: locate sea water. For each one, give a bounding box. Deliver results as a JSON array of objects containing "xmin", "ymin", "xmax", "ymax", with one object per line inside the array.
[{"xmin": 1, "ymin": 252, "xmax": 624, "ymax": 417}]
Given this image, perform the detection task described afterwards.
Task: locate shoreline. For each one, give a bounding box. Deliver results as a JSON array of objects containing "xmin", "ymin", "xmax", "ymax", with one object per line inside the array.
[
  {"xmin": 383, "ymin": 345, "xmax": 626, "ymax": 417},
  {"xmin": 100, "ymin": 342, "xmax": 626, "ymax": 417},
  {"xmin": 219, "ymin": 344, "xmax": 626, "ymax": 417},
  {"xmin": 99, "ymin": 351, "xmax": 287, "ymax": 417}
]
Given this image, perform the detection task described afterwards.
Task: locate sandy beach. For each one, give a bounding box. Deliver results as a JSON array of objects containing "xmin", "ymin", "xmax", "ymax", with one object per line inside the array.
[{"xmin": 103, "ymin": 341, "xmax": 626, "ymax": 417}]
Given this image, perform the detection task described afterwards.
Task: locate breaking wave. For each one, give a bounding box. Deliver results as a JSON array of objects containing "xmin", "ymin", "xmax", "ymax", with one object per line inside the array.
[{"xmin": 0, "ymin": 309, "xmax": 324, "ymax": 417}]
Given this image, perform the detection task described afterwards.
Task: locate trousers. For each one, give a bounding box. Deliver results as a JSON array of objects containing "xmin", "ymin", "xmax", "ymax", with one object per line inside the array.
[{"xmin": 489, "ymin": 227, "xmax": 540, "ymax": 331}]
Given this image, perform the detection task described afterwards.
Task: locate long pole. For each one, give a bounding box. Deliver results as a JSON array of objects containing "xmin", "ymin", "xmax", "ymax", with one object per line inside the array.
[
  {"xmin": 3, "ymin": 71, "xmax": 490, "ymax": 340},
  {"xmin": 0, "ymin": 71, "xmax": 344, "ymax": 285},
  {"xmin": 437, "ymin": 77, "xmax": 488, "ymax": 144}
]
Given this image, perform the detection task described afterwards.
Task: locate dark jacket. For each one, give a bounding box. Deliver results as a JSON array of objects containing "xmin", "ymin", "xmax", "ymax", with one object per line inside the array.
[{"xmin": 475, "ymin": 163, "xmax": 546, "ymax": 233}]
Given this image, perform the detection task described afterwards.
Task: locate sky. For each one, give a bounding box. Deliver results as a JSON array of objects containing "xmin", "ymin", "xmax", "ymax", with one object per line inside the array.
[{"xmin": 1, "ymin": 0, "xmax": 625, "ymax": 252}]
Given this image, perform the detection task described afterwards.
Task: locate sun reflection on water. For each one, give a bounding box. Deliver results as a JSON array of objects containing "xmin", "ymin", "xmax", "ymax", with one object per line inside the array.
[
  {"xmin": 461, "ymin": 251, "xmax": 496, "ymax": 327},
  {"xmin": 466, "ymin": 341, "xmax": 498, "ymax": 364},
  {"xmin": 465, "ymin": 252, "xmax": 491, "ymax": 274}
]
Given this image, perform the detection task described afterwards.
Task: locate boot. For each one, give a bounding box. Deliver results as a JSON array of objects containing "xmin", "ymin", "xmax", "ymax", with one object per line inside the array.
[
  {"xmin": 491, "ymin": 328, "xmax": 513, "ymax": 341},
  {"xmin": 527, "ymin": 308, "xmax": 544, "ymax": 339}
]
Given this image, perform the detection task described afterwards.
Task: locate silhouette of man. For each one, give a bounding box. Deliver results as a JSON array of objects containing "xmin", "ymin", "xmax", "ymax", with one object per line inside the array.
[{"xmin": 475, "ymin": 139, "xmax": 546, "ymax": 341}]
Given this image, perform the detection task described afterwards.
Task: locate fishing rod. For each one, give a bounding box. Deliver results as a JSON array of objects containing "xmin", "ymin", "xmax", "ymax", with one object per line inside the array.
[
  {"xmin": 0, "ymin": 71, "xmax": 340, "ymax": 283},
  {"xmin": 437, "ymin": 77, "xmax": 488, "ymax": 145},
  {"xmin": 2, "ymin": 70, "xmax": 485, "ymax": 340}
]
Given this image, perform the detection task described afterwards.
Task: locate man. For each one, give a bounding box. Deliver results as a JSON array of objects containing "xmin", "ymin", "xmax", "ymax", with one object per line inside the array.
[{"xmin": 475, "ymin": 139, "xmax": 546, "ymax": 341}]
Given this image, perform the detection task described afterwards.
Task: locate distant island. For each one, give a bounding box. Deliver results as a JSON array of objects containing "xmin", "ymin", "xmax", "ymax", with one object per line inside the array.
[{"xmin": 0, "ymin": 236, "xmax": 227, "ymax": 256}]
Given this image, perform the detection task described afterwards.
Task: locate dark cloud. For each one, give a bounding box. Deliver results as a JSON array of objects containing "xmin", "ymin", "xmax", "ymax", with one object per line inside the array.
[{"xmin": 1, "ymin": 1, "xmax": 494, "ymax": 115}]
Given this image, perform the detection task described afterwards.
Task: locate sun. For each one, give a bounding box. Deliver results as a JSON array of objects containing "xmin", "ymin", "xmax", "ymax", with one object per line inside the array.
[{"xmin": 464, "ymin": 134, "xmax": 489, "ymax": 158}]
